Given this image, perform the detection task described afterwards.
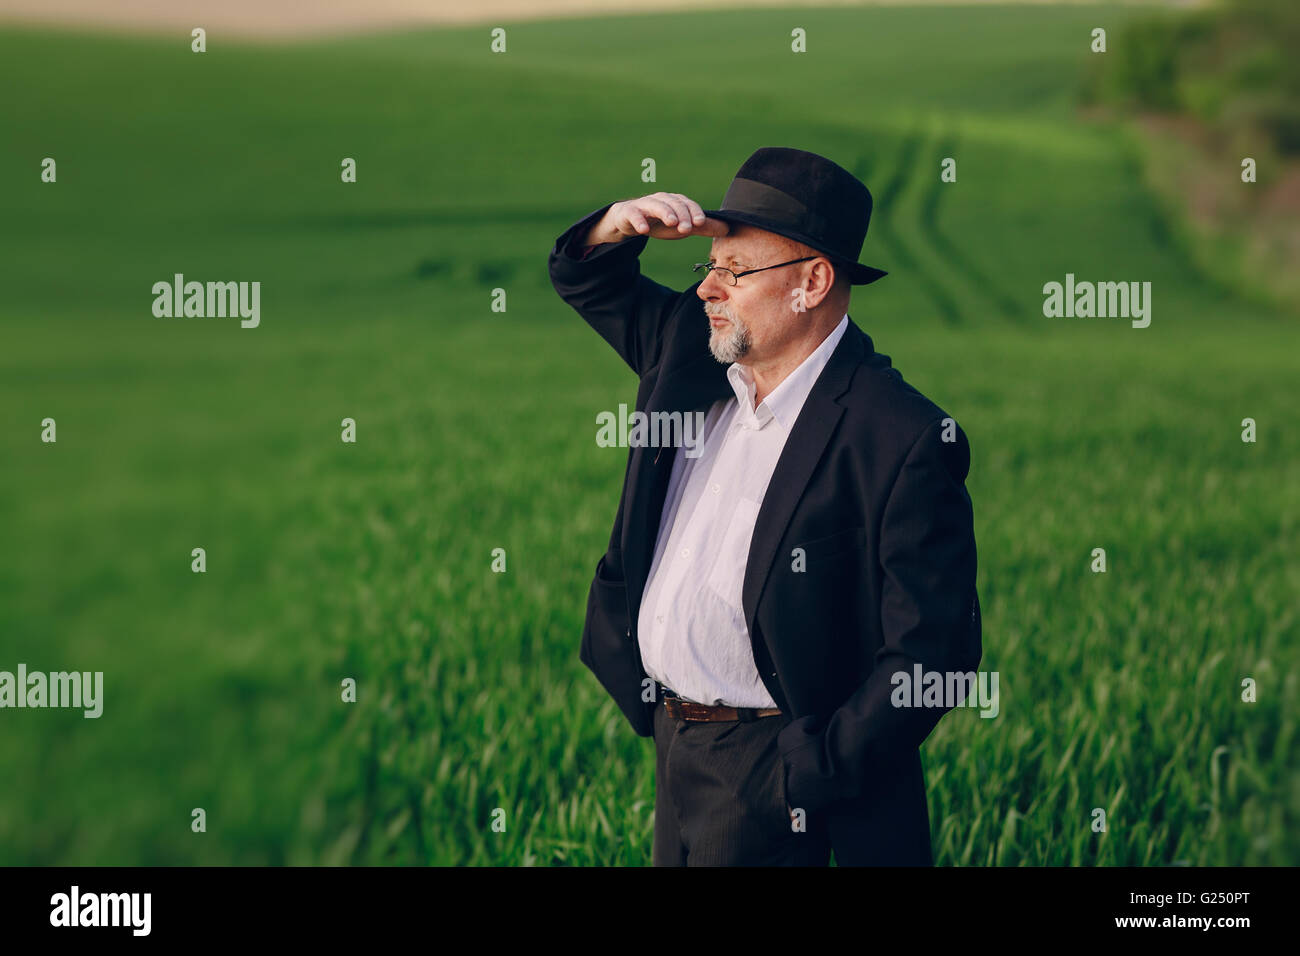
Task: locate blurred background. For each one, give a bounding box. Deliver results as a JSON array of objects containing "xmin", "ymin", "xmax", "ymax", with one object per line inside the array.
[{"xmin": 0, "ymin": 0, "xmax": 1295, "ymax": 865}]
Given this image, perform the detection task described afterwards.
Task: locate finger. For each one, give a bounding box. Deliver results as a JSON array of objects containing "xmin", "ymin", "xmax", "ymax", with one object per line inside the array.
[
  {"xmin": 660, "ymin": 196, "xmax": 695, "ymax": 234},
  {"xmin": 620, "ymin": 205, "xmax": 651, "ymax": 236},
  {"xmin": 676, "ymin": 194, "xmax": 708, "ymax": 226},
  {"xmin": 639, "ymin": 196, "xmax": 682, "ymax": 228}
]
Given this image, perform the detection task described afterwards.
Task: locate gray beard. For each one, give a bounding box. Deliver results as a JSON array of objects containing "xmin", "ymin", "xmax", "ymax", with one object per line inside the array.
[{"xmin": 708, "ymin": 314, "xmax": 751, "ymax": 363}]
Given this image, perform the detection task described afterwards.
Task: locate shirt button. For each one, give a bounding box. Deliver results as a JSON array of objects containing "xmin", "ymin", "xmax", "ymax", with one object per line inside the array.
[
  {"xmin": 711, "ymin": 483, "xmax": 720, "ymax": 494},
  {"xmin": 657, "ymin": 615, "xmax": 664, "ymax": 624}
]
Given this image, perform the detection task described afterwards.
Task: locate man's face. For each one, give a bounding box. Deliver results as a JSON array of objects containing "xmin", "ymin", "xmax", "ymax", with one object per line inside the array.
[{"xmin": 695, "ymin": 224, "xmax": 812, "ymax": 366}]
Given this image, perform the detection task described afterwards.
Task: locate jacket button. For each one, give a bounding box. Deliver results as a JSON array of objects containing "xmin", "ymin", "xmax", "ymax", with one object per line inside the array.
[{"xmin": 770, "ymin": 671, "xmax": 777, "ymax": 678}]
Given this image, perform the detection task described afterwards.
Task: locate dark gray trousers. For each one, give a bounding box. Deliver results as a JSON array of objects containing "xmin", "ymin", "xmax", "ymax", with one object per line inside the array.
[{"xmin": 651, "ymin": 697, "xmax": 833, "ymax": 866}]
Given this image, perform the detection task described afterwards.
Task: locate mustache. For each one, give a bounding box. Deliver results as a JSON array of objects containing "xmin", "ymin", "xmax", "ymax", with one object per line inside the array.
[{"xmin": 704, "ymin": 302, "xmax": 739, "ymax": 321}]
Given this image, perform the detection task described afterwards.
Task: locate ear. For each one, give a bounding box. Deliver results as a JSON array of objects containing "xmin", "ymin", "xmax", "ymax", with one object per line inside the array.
[{"xmin": 797, "ymin": 257, "xmax": 838, "ymax": 310}]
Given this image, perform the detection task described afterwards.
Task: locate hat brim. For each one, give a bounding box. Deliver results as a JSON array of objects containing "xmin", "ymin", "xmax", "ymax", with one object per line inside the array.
[{"xmin": 702, "ymin": 209, "xmax": 888, "ymax": 285}]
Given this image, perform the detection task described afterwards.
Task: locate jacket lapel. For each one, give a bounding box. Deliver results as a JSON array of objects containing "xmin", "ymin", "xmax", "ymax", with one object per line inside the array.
[{"xmin": 741, "ymin": 320, "xmax": 868, "ymax": 631}]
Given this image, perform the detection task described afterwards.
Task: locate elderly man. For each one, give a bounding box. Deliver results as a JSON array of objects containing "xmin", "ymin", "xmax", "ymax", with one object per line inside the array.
[{"xmin": 548, "ymin": 147, "xmax": 981, "ymax": 866}]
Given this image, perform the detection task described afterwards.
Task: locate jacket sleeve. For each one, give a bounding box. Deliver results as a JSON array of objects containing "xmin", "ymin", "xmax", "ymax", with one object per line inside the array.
[
  {"xmin": 547, "ymin": 203, "xmax": 684, "ymax": 376},
  {"xmin": 777, "ymin": 416, "xmax": 982, "ymax": 815}
]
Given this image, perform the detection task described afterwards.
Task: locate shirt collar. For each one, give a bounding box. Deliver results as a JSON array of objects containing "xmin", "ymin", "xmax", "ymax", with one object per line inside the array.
[{"xmin": 725, "ymin": 314, "xmax": 849, "ymax": 431}]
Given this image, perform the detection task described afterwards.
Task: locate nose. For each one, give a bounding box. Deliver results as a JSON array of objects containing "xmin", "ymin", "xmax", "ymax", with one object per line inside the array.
[{"xmin": 696, "ymin": 268, "xmax": 727, "ymax": 302}]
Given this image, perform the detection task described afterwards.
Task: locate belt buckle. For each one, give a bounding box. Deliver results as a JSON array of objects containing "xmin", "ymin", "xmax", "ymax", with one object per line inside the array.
[
  {"xmin": 681, "ymin": 700, "xmax": 713, "ymax": 721},
  {"xmin": 663, "ymin": 694, "xmax": 707, "ymax": 721}
]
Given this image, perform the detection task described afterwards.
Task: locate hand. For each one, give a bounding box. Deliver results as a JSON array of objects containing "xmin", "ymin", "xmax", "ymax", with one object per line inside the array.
[{"xmin": 584, "ymin": 192, "xmax": 730, "ymax": 246}]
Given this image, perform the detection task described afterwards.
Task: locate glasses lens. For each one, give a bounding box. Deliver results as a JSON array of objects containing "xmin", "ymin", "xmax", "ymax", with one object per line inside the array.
[{"xmin": 695, "ymin": 264, "xmax": 736, "ymax": 285}]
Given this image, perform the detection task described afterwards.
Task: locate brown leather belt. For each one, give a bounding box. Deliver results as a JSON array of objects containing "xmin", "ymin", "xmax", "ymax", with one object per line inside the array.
[{"xmin": 659, "ymin": 683, "xmax": 782, "ymax": 722}]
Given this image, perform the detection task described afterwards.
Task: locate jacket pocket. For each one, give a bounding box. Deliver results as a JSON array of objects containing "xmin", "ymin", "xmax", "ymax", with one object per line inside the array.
[
  {"xmin": 591, "ymin": 552, "xmax": 629, "ymax": 621},
  {"xmin": 580, "ymin": 549, "xmax": 654, "ymax": 736},
  {"xmin": 793, "ymin": 526, "xmax": 866, "ymax": 565},
  {"xmin": 583, "ymin": 551, "xmax": 631, "ymax": 665}
]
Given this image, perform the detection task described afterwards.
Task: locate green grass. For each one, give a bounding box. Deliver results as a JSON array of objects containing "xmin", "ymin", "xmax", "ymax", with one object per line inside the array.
[{"xmin": 0, "ymin": 5, "xmax": 1295, "ymax": 865}]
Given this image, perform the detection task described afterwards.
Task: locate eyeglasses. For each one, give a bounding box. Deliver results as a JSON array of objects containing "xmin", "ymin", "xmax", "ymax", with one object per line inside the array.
[{"xmin": 692, "ymin": 256, "xmax": 817, "ymax": 287}]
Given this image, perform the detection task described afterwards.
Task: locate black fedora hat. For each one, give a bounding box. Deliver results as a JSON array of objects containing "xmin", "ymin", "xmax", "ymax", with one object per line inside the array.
[{"xmin": 704, "ymin": 146, "xmax": 888, "ymax": 285}]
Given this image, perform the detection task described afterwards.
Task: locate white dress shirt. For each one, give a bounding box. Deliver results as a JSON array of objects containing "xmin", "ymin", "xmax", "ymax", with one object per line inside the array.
[{"xmin": 637, "ymin": 314, "xmax": 849, "ymax": 707}]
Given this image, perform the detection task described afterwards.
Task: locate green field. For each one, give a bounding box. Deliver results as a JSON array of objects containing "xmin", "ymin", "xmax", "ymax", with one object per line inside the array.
[{"xmin": 0, "ymin": 4, "xmax": 1295, "ymax": 865}]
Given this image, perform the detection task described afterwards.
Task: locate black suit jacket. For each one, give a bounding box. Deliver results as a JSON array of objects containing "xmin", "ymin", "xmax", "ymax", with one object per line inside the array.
[{"xmin": 548, "ymin": 203, "xmax": 981, "ymax": 866}]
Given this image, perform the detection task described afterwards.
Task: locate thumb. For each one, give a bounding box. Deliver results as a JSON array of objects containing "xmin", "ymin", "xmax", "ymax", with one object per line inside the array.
[{"xmin": 693, "ymin": 217, "xmax": 730, "ymax": 238}]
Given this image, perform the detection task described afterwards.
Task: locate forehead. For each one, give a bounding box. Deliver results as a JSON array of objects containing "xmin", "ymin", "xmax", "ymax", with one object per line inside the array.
[{"xmin": 710, "ymin": 225, "xmax": 785, "ymax": 263}]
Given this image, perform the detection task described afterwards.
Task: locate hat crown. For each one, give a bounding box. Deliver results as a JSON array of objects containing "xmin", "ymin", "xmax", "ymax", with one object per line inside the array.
[
  {"xmin": 732, "ymin": 147, "xmax": 872, "ymax": 228},
  {"xmin": 709, "ymin": 147, "xmax": 885, "ymax": 284}
]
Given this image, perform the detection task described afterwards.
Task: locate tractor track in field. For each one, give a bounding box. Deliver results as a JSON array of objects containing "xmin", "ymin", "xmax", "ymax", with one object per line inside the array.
[
  {"xmin": 917, "ymin": 131, "xmax": 1027, "ymax": 324},
  {"xmin": 857, "ymin": 125, "xmax": 1028, "ymax": 326},
  {"xmin": 866, "ymin": 132, "xmax": 965, "ymax": 325}
]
